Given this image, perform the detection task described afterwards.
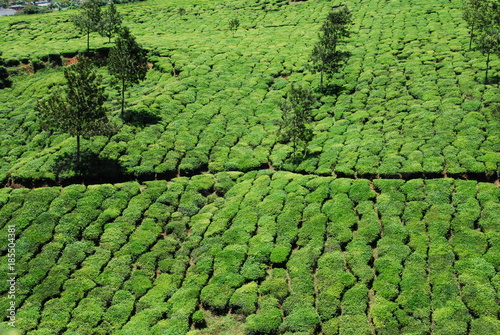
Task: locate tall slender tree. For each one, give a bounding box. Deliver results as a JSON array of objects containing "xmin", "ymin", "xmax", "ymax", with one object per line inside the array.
[
  {"xmin": 473, "ymin": 0, "xmax": 500, "ymax": 82},
  {"xmin": 99, "ymin": 2, "xmax": 122, "ymax": 43},
  {"xmin": 463, "ymin": 0, "xmax": 483, "ymax": 50},
  {"xmin": 310, "ymin": 5, "xmax": 352, "ymax": 92},
  {"xmin": 71, "ymin": 0, "xmax": 102, "ymax": 52},
  {"xmin": 35, "ymin": 56, "xmax": 114, "ymax": 167},
  {"xmin": 108, "ymin": 27, "xmax": 149, "ymax": 117},
  {"xmin": 229, "ymin": 18, "xmax": 240, "ymax": 37},
  {"xmin": 279, "ymin": 84, "xmax": 317, "ymax": 158}
]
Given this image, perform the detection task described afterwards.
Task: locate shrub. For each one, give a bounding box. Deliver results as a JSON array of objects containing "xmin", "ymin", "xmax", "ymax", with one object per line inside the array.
[
  {"xmin": 349, "ymin": 179, "xmax": 376, "ymax": 202},
  {"xmin": 469, "ymin": 316, "xmax": 500, "ymax": 335},
  {"xmin": 259, "ymin": 268, "xmax": 289, "ymax": 302},
  {"xmin": 241, "ymin": 258, "xmax": 267, "ymax": 281},
  {"xmin": 229, "ymin": 282, "xmax": 258, "ymax": 315},
  {"xmin": 371, "ymin": 296, "xmax": 399, "ymax": 332},
  {"xmin": 191, "ymin": 310, "xmax": 206, "ymax": 328},
  {"xmin": 322, "ymin": 318, "xmax": 339, "ymax": 335},
  {"xmin": 67, "ymin": 297, "xmax": 104, "ymax": 331},
  {"xmin": 280, "ymin": 305, "xmax": 319, "ymax": 333},
  {"xmin": 136, "ymin": 274, "xmax": 176, "ymax": 312},
  {"xmin": 123, "ymin": 270, "xmax": 153, "ymax": 297},
  {"xmin": 245, "ymin": 306, "xmax": 282, "ymax": 335},
  {"xmin": 38, "ymin": 298, "xmax": 73, "ymax": 332},
  {"xmin": 342, "ymin": 284, "xmax": 368, "ymax": 315},
  {"xmin": 200, "ymin": 283, "xmax": 234, "ymax": 314},
  {"xmin": 338, "ymin": 315, "xmax": 372, "ymax": 335},
  {"xmin": 270, "ymin": 243, "xmax": 291, "ymax": 264}
]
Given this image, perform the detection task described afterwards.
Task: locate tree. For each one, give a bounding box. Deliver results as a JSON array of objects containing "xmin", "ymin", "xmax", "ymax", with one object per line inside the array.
[
  {"xmin": 99, "ymin": 2, "xmax": 122, "ymax": 43},
  {"xmin": 229, "ymin": 18, "xmax": 240, "ymax": 37},
  {"xmin": 463, "ymin": 0, "xmax": 483, "ymax": 50},
  {"xmin": 279, "ymin": 84, "xmax": 317, "ymax": 158},
  {"xmin": 473, "ymin": 0, "xmax": 500, "ymax": 83},
  {"xmin": 178, "ymin": 7, "xmax": 186, "ymax": 18},
  {"xmin": 71, "ymin": 0, "xmax": 102, "ymax": 52},
  {"xmin": 0, "ymin": 51, "xmax": 11, "ymax": 89},
  {"xmin": 108, "ymin": 26, "xmax": 149, "ymax": 117},
  {"xmin": 310, "ymin": 5, "xmax": 352, "ymax": 92},
  {"xmin": 35, "ymin": 56, "xmax": 114, "ymax": 167}
]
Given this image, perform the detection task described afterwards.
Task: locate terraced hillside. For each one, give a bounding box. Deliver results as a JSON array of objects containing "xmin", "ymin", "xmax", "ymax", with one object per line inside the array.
[
  {"xmin": 0, "ymin": 0, "xmax": 499, "ymax": 183},
  {"xmin": 1, "ymin": 0, "xmax": 500, "ymax": 334},
  {"xmin": 1, "ymin": 172, "xmax": 500, "ymax": 334}
]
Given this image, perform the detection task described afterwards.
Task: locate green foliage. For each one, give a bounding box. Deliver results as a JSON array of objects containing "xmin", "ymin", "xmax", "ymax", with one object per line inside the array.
[
  {"xmin": 99, "ymin": 2, "xmax": 123, "ymax": 42},
  {"xmin": 245, "ymin": 305, "xmax": 282, "ymax": 335},
  {"xmin": 35, "ymin": 55, "xmax": 115, "ymax": 167},
  {"xmin": 229, "ymin": 282, "xmax": 258, "ymax": 315},
  {"xmin": 71, "ymin": 0, "xmax": 102, "ymax": 52},
  {"xmin": 310, "ymin": 5, "xmax": 353, "ymax": 91},
  {"xmin": 279, "ymin": 84, "xmax": 317, "ymax": 157},
  {"xmin": 0, "ymin": 52, "xmax": 11, "ymax": 88},
  {"xmin": 108, "ymin": 26, "xmax": 148, "ymax": 117}
]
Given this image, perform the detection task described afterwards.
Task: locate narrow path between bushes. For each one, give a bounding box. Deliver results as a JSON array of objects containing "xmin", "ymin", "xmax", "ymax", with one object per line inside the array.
[{"xmin": 3, "ymin": 165, "xmax": 499, "ymax": 189}]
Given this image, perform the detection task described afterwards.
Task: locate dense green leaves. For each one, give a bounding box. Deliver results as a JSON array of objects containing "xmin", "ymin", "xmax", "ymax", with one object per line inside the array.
[
  {"xmin": 71, "ymin": 0, "xmax": 102, "ymax": 52},
  {"xmin": 108, "ymin": 26, "xmax": 149, "ymax": 117},
  {"xmin": 2, "ymin": 173, "xmax": 499, "ymax": 333},
  {"xmin": 35, "ymin": 56, "xmax": 115, "ymax": 167},
  {"xmin": 310, "ymin": 5, "xmax": 352, "ymax": 91},
  {"xmin": 279, "ymin": 84, "xmax": 317, "ymax": 157}
]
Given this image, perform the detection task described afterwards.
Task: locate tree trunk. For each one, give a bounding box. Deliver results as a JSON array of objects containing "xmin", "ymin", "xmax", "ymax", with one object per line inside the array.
[
  {"xmin": 87, "ymin": 30, "xmax": 90, "ymax": 53},
  {"xmin": 485, "ymin": 52, "xmax": 491, "ymax": 84},
  {"xmin": 121, "ymin": 78, "xmax": 126, "ymax": 117},
  {"xmin": 320, "ymin": 68, "xmax": 324, "ymax": 93},
  {"xmin": 469, "ymin": 24, "xmax": 474, "ymax": 50},
  {"xmin": 76, "ymin": 134, "xmax": 81, "ymax": 168}
]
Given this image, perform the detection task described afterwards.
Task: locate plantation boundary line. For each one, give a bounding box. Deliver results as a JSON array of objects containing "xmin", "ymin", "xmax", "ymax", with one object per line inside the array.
[{"xmin": 2, "ymin": 167, "xmax": 499, "ymax": 189}]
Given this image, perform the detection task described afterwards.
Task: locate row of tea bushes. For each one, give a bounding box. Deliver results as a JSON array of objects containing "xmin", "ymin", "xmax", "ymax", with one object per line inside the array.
[{"xmin": 2, "ymin": 172, "xmax": 499, "ymax": 333}]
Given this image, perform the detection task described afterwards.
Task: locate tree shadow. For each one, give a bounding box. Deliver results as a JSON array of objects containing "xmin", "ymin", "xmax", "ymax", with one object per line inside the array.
[
  {"xmin": 122, "ymin": 107, "xmax": 162, "ymax": 127},
  {"xmin": 282, "ymin": 150, "xmax": 320, "ymax": 167},
  {"xmin": 485, "ymin": 75, "xmax": 500, "ymax": 85},
  {"xmin": 318, "ymin": 83, "xmax": 346, "ymax": 96},
  {"xmin": 53, "ymin": 150, "xmax": 126, "ymax": 183}
]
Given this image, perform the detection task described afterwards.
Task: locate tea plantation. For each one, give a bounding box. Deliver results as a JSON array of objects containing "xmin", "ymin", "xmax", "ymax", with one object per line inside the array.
[
  {"xmin": 1, "ymin": 172, "xmax": 500, "ymax": 334},
  {"xmin": 0, "ymin": 0, "xmax": 499, "ymax": 333}
]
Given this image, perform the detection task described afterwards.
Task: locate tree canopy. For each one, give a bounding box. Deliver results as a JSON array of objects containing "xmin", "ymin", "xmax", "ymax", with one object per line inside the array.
[
  {"xmin": 279, "ymin": 84, "xmax": 317, "ymax": 158},
  {"xmin": 108, "ymin": 26, "xmax": 149, "ymax": 117},
  {"xmin": 99, "ymin": 2, "xmax": 123, "ymax": 43},
  {"xmin": 471, "ymin": 0, "xmax": 500, "ymax": 82},
  {"xmin": 310, "ymin": 5, "xmax": 352, "ymax": 92},
  {"xmin": 71, "ymin": 0, "xmax": 102, "ymax": 52},
  {"xmin": 0, "ymin": 51, "xmax": 11, "ymax": 89},
  {"xmin": 35, "ymin": 56, "xmax": 115, "ymax": 167}
]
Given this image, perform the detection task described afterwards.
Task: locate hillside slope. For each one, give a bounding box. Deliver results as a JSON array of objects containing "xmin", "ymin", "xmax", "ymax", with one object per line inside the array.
[
  {"xmin": 1, "ymin": 172, "xmax": 500, "ymax": 334},
  {"xmin": 0, "ymin": 0, "xmax": 499, "ymax": 184},
  {"xmin": 0, "ymin": 0, "xmax": 500, "ymax": 334}
]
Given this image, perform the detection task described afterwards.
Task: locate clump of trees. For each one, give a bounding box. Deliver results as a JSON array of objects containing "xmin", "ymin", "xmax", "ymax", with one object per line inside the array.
[
  {"xmin": 14, "ymin": 4, "xmax": 52, "ymax": 15},
  {"xmin": 310, "ymin": 5, "xmax": 352, "ymax": 92},
  {"xmin": 35, "ymin": 56, "xmax": 116, "ymax": 167},
  {"xmin": 463, "ymin": 0, "xmax": 500, "ymax": 82},
  {"xmin": 72, "ymin": 0, "xmax": 123, "ymax": 52}
]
